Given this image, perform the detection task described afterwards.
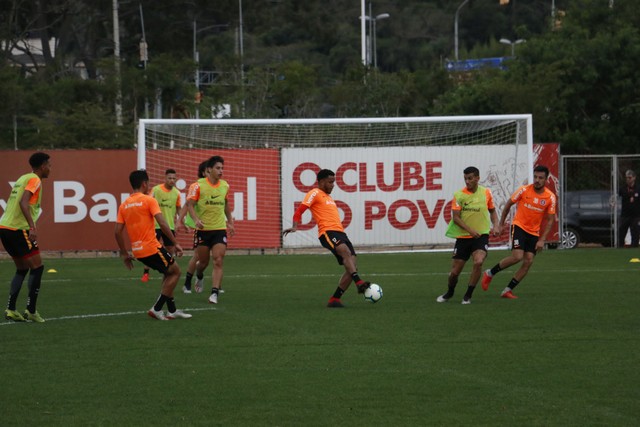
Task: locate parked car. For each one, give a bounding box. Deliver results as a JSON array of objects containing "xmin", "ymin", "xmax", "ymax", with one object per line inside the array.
[{"xmin": 562, "ymin": 190, "xmax": 615, "ymax": 249}]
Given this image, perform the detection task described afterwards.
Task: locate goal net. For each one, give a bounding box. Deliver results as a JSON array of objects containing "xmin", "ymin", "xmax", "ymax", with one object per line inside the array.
[{"xmin": 138, "ymin": 116, "xmax": 533, "ymax": 251}]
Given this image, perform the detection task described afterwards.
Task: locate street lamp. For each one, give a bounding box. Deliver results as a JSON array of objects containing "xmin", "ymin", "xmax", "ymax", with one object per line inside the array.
[
  {"xmin": 371, "ymin": 12, "xmax": 390, "ymax": 68},
  {"xmin": 499, "ymin": 38, "xmax": 526, "ymax": 57},
  {"xmin": 454, "ymin": 0, "xmax": 471, "ymax": 61},
  {"xmin": 192, "ymin": 20, "xmax": 229, "ymax": 118},
  {"xmin": 361, "ymin": 3, "xmax": 390, "ymax": 68}
]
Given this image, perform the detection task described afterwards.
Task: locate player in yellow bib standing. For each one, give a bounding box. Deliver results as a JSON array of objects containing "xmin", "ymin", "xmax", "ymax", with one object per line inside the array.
[
  {"xmin": 141, "ymin": 168, "xmax": 182, "ymax": 282},
  {"xmin": 437, "ymin": 166, "xmax": 499, "ymax": 304},
  {"xmin": 0, "ymin": 152, "xmax": 51, "ymax": 322},
  {"xmin": 282, "ymin": 169, "xmax": 371, "ymax": 308},
  {"xmin": 186, "ymin": 156, "xmax": 235, "ymax": 304}
]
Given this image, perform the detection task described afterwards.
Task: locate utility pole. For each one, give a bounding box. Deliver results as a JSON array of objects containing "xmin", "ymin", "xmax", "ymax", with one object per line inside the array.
[
  {"xmin": 112, "ymin": 0, "xmax": 123, "ymax": 126},
  {"xmin": 139, "ymin": 3, "xmax": 149, "ymax": 119},
  {"xmin": 454, "ymin": 0, "xmax": 470, "ymax": 61},
  {"xmin": 238, "ymin": 0, "xmax": 245, "ymax": 117}
]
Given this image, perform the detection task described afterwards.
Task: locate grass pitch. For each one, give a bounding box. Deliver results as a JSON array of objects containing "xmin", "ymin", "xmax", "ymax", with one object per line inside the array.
[{"xmin": 1, "ymin": 248, "xmax": 639, "ymax": 426}]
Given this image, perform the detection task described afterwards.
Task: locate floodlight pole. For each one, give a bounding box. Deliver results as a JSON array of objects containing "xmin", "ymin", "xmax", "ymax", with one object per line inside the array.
[
  {"xmin": 112, "ymin": 0, "xmax": 123, "ymax": 126},
  {"xmin": 361, "ymin": 0, "xmax": 367, "ymax": 65},
  {"xmin": 454, "ymin": 0, "xmax": 470, "ymax": 61}
]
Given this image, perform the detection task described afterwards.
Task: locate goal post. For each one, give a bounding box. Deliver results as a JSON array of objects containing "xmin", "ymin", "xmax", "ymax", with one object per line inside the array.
[{"xmin": 137, "ymin": 115, "xmax": 533, "ymax": 250}]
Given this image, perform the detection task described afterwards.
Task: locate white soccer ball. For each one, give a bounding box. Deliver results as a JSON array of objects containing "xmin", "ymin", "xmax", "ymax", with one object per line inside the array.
[{"xmin": 364, "ymin": 283, "xmax": 383, "ymax": 303}]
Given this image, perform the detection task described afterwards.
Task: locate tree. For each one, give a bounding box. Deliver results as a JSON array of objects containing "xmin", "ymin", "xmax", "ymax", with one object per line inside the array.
[{"xmin": 433, "ymin": 0, "xmax": 640, "ymax": 154}]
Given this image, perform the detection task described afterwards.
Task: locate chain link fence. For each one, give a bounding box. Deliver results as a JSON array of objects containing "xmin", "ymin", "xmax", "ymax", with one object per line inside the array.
[{"xmin": 560, "ymin": 154, "xmax": 640, "ymax": 248}]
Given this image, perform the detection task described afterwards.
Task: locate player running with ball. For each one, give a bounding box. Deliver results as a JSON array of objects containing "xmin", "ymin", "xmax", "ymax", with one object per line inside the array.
[{"xmin": 282, "ymin": 169, "xmax": 371, "ymax": 308}]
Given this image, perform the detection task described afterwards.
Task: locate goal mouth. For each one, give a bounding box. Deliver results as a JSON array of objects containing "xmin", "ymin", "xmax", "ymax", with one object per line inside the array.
[{"xmin": 139, "ymin": 115, "xmax": 533, "ymax": 251}]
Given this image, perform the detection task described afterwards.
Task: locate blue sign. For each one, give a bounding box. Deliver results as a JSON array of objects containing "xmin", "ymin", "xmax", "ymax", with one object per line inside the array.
[{"xmin": 445, "ymin": 57, "xmax": 509, "ymax": 72}]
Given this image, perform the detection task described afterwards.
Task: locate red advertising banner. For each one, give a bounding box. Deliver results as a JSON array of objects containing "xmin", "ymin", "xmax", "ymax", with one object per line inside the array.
[
  {"xmin": 145, "ymin": 149, "xmax": 281, "ymax": 249},
  {"xmin": 534, "ymin": 142, "xmax": 561, "ymax": 243},
  {"xmin": 0, "ymin": 149, "xmax": 281, "ymax": 252},
  {"xmin": 1, "ymin": 144, "xmax": 558, "ymax": 252}
]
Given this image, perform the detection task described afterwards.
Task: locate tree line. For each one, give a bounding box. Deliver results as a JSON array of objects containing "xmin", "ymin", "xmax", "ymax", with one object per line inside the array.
[{"xmin": 0, "ymin": 0, "xmax": 637, "ymax": 154}]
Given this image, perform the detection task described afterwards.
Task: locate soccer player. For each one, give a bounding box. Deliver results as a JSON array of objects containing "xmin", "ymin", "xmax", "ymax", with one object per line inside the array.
[
  {"xmin": 282, "ymin": 169, "xmax": 371, "ymax": 308},
  {"xmin": 617, "ymin": 169, "xmax": 640, "ymax": 247},
  {"xmin": 437, "ymin": 166, "xmax": 499, "ymax": 305},
  {"xmin": 0, "ymin": 152, "xmax": 51, "ymax": 323},
  {"xmin": 186, "ymin": 155, "xmax": 235, "ymax": 304},
  {"xmin": 178, "ymin": 160, "xmax": 208, "ymax": 293},
  {"xmin": 481, "ymin": 165, "xmax": 557, "ymax": 299},
  {"xmin": 141, "ymin": 168, "xmax": 182, "ymax": 282},
  {"xmin": 114, "ymin": 170, "xmax": 191, "ymax": 320}
]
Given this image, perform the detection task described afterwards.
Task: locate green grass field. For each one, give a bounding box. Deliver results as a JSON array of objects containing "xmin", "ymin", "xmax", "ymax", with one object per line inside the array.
[{"xmin": 1, "ymin": 248, "xmax": 639, "ymax": 426}]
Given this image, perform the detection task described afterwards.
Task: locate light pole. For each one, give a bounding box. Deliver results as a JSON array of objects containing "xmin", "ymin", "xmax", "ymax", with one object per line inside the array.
[
  {"xmin": 112, "ymin": 0, "xmax": 123, "ymax": 125},
  {"xmin": 238, "ymin": 0, "xmax": 245, "ymax": 117},
  {"xmin": 139, "ymin": 3, "xmax": 149, "ymax": 119},
  {"xmin": 454, "ymin": 0, "xmax": 471, "ymax": 61},
  {"xmin": 372, "ymin": 12, "xmax": 390, "ymax": 68},
  {"xmin": 193, "ymin": 21, "xmax": 230, "ymax": 119},
  {"xmin": 361, "ymin": 3, "xmax": 390, "ymax": 68},
  {"xmin": 499, "ymin": 38, "xmax": 526, "ymax": 57}
]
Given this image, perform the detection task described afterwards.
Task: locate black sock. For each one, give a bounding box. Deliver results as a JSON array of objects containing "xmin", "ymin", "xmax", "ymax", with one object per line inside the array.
[
  {"xmin": 463, "ymin": 285, "xmax": 476, "ymax": 300},
  {"xmin": 196, "ymin": 272, "xmax": 204, "ymax": 280},
  {"xmin": 167, "ymin": 297, "xmax": 176, "ymax": 313},
  {"xmin": 444, "ymin": 274, "xmax": 458, "ymax": 298},
  {"xmin": 153, "ymin": 294, "xmax": 169, "ymax": 311},
  {"xmin": 184, "ymin": 272, "xmax": 193, "ymax": 288},
  {"xmin": 490, "ymin": 263, "xmax": 502, "ymax": 276},
  {"xmin": 26, "ymin": 266, "xmax": 44, "ymax": 313},
  {"xmin": 351, "ymin": 272, "xmax": 363, "ymax": 284},
  {"xmin": 332, "ymin": 287, "xmax": 345, "ymax": 299},
  {"xmin": 143, "ymin": 268, "xmax": 150, "ymax": 274},
  {"xmin": 508, "ymin": 278, "xmax": 520, "ymax": 290},
  {"xmin": 7, "ymin": 269, "xmax": 28, "ymax": 311},
  {"xmin": 211, "ymin": 288, "xmax": 219, "ymax": 296}
]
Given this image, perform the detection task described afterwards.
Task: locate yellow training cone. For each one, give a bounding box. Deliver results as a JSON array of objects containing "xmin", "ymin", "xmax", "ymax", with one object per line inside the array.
[
  {"xmin": 629, "ymin": 258, "xmax": 640, "ymax": 263},
  {"xmin": 47, "ymin": 268, "xmax": 58, "ymax": 273}
]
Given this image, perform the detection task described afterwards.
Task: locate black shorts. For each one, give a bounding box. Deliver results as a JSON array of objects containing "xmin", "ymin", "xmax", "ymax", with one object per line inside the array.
[
  {"xmin": 511, "ymin": 225, "xmax": 538, "ymax": 254},
  {"xmin": 319, "ymin": 230, "xmax": 356, "ymax": 266},
  {"xmin": 452, "ymin": 234, "xmax": 489, "ymax": 261},
  {"xmin": 155, "ymin": 229, "xmax": 176, "ymax": 247},
  {"xmin": 137, "ymin": 247, "xmax": 175, "ymax": 275},
  {"xmin": 195, "ymin": 230, "xmax": 228, "ymax": 249},
  {"xmin": 0, "ymin": 228, "xmax": 40, "ymax": 259}
]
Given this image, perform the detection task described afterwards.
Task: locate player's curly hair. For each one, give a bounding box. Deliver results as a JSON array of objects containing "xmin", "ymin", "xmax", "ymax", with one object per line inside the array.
[
  {"xmin": 129, "ymin": 170, "xmax": 149, "ymax": 189},
  {"xmin": 29, "ymin": 152, "xmax": 50, "ymax": 169},
  {"xmin": 317, "ymin": 169, "xmax": 335, "ymax": 182}
]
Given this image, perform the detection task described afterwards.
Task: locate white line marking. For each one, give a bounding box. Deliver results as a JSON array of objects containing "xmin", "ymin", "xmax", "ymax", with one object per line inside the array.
[{"xmin": 0, "ymin": 306, "xmax": 217, "ymax": 326}]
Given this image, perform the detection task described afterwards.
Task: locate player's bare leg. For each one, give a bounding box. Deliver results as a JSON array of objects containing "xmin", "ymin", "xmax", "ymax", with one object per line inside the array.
[
  {"xmin": 11, "ymin": 253, "xmax": 46, "ymax": 322},
  {"xmin": 327, "ymin": 246, "xmax": 370, "ymax": 308},
  {"xmin": 194, "ymin": 245, "xmax": 210, "ymax": 293},
  {"xmin": 150, "ymin": 263, "xmax": 191, "ymax": 320},
  {"xmin": 161, "ymin": 263, "xmax": 180, "ymax": 297},
  {"xmin": 183, "ymin": 251, "xmax": 200, "ymax": 293},
  {"xmin": 437, "ymin": 258, "xmax": 464, "ymax": 302},
  {"xmin": 461, "ymin": 250, "xmax": 486, "ymax": 303},
  {"xmin": 208, "ymin": 243, "xmax": 226, "ymax": 304}
]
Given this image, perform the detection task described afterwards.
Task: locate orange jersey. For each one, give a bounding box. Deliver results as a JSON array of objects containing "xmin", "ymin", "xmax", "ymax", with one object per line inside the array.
[
  {"xmin": 510, "ymin": 184, "xmax": 557, "ymax": 236},
  {"xmin": 301, "ymin": 188, "xmax": 344, "ymax": 236},
  {"xmin": 116, "ymin": 192, "xmax": 163, "ymax": 258}
]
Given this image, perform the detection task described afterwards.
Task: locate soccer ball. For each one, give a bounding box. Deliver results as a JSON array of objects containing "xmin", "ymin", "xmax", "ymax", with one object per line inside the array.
[{"xmin": 363, "ymin": 283, "xmax": 383, "ymax": 303}]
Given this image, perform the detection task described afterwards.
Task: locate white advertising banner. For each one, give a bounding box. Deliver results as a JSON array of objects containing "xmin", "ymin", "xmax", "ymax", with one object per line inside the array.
[{"xmin": 281, "ymin": 145, "xmax": 529, "ymax": 247}]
